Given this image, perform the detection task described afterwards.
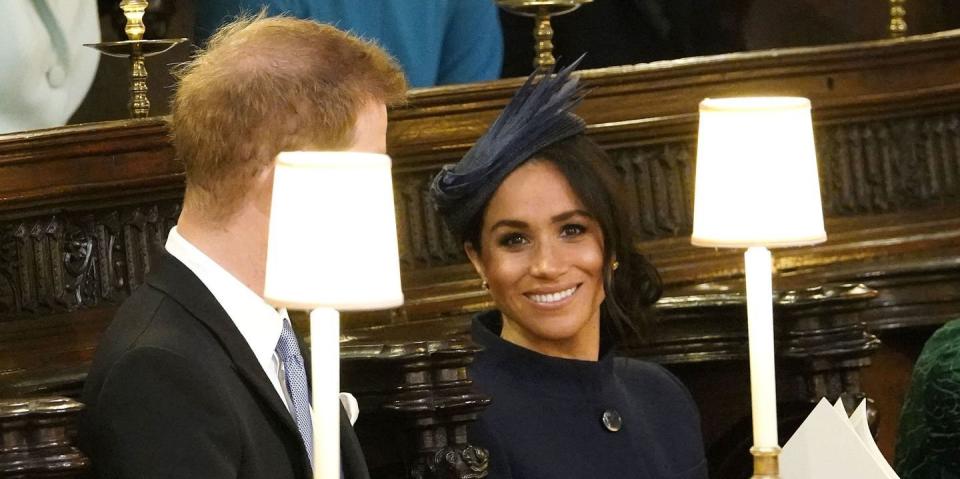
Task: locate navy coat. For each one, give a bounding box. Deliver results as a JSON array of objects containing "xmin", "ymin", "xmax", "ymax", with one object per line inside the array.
[{"xmin": 469, "ymin": 312, "xmax": 708, "ymax": 479}]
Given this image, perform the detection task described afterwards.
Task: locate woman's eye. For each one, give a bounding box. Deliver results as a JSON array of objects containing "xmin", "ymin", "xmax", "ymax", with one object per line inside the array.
[
  {"xmin": 560, "ymin": 224, "xmax": 586, "ymax": 237},
  {"xmin": 497, "ymin": 233, "xmax": 528, "ymax": 247}
]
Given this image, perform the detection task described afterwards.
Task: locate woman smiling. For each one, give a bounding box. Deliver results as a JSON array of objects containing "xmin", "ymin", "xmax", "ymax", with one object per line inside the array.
[{"xmin": 431, "ymin": 64, "xmax": 708, "ymax": 478}]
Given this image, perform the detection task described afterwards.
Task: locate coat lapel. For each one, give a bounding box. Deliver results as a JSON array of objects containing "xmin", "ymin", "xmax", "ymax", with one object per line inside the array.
[{"xmin": 147, "ymin": 253, "xmax": 311, "ymax": 476}]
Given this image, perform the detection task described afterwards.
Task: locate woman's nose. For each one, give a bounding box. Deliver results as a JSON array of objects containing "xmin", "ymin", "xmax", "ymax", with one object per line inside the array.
[{"xmin": 529, "ymin": 241, "xmax": 565, "ymax": 279}]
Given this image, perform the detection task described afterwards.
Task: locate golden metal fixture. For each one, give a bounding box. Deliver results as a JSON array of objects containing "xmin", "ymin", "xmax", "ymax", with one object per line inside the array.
[
  {"xmin": 750, "ymin": 446, "xmax": 781, "ymax": 479},
  {"xmin": 120, "ymin": 0, "xmax": 147, "ymax": 40},
  {"xmin": 889, "ymin": 0, "xmax": 908, "ymax": 38},
  {"xmin": 85, "ymin": 0, "xmax": 185, "ymax": 118},
  {"xmin": 496, "ymin": 0, "xmax": 592, "ymax": 73}
]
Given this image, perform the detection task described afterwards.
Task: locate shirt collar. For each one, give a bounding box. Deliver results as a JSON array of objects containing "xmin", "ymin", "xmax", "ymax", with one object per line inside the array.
[{"xmin": 165, "ymin": 226, "xmax": 283, "ymax": 368}]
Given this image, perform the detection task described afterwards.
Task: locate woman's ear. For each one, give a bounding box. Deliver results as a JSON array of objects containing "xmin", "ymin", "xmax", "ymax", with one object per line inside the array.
[{"xmin": 464, "ymin": 242, "xmax": 486, "ymax": 283}]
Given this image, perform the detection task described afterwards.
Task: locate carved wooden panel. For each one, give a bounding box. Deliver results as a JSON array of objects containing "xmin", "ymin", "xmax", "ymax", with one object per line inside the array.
[
  {"xmin": 394, "ymin": 171, "xmax": 461, "ymax": 270},
  {"xmin": 820, "ymin": 113, "xmax": 960, "ymax": 215},
  {"xmin": 0, "ymin": 204, "xmax": 180, "ymax": 321}
]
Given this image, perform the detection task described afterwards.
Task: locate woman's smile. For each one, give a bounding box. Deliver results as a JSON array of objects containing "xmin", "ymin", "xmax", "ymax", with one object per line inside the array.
[{"xmin": 524, "ymin": 284, "xmax": 580, "ymax": 306}]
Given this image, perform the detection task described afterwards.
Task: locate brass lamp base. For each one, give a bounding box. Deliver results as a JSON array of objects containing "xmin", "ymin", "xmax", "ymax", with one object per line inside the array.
[
  {"xmin": 86, "ymin": 39, "xmax": 185, "ymax": 58},
  {"xmin": 750, "ymin": 446, "xmax": 781, "ymax": 479},
  {"xmin": 84, "ymin": 39, "xmax": 186, "ymax": 118},
  {"xmin": 82, "ymin": 1, "xmax": 185, "ymax": 118},
  {"xmin": 496, "ymin": 0, "xmax": 589, "ymax": 16},
  {"xmin": 496, "ymin": 0, "xmax": 592, "ymax": 73}
]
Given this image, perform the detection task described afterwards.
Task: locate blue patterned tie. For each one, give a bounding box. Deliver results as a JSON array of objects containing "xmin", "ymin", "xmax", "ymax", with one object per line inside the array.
[{"xmin": 276, "ymin": 319, "xmax": 314, "ymax": 466}]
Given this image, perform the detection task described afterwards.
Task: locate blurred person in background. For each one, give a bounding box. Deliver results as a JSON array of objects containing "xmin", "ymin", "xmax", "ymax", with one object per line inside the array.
[
  {"xmin": 0, "ymin": 1, "xmax": 100, "ymax": 134},
  {"xmin": 195, "ymin": 0, "xmax": 502, "ymax": 88}
]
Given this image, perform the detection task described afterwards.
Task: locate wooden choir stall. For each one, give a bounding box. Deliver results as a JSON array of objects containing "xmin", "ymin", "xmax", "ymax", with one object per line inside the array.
[{"xmin": 2, "ymin": 30, "xmax": 960, "ymax": 478}]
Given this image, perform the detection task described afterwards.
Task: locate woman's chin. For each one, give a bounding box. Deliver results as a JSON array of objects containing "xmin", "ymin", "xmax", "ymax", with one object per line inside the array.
[
  {"xmin": 525, "ymin": 316, "xmax": 592, "ymax": 343},
  {"xmin": 503, "ymin": 299, "xmax": 601, "ymax": 348}
]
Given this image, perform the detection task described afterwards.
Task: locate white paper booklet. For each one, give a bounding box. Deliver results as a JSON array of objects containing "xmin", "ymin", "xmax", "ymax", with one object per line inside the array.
[{"xmin": 780, "ymin": 398, "xmax": 900, "ymax": 479}]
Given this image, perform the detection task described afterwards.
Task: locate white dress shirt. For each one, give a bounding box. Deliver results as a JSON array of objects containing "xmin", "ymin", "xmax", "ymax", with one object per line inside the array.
[{"xmin": 165, "ymin": 226, "xmax": 295, "ymax": 412}]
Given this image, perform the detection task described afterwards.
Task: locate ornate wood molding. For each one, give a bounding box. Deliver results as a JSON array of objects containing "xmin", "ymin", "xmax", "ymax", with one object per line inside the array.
[
  {"xmin": 341, "ymin": 340, "xmax": 490, "ymax": 479},
  {"xmin": 0, "ymin": 397, "xmax": 87, "ymax": 477}
]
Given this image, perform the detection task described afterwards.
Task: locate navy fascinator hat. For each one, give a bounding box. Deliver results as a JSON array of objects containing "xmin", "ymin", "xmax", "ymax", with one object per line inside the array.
[{"xmin": 430, "ymin": 59, "xmax": 586, "ymax": 240}]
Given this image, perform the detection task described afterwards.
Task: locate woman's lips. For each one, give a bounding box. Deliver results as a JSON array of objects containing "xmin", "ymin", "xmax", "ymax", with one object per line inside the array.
[{"xmin": 525, "ymin": 285, "xmax": 579, "ymax": 305}]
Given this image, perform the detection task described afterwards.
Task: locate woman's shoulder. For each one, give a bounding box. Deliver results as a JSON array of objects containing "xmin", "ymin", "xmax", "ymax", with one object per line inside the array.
[
  {"xmin": 613, "ymin": 356, "xmax": 699, "ymax": 408},
  {"xmin": 613, "ymin": 356, "xmax": 684, "ymax": 387}
]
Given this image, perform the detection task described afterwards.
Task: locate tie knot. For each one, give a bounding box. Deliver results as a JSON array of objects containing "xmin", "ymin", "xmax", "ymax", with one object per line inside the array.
[{"xmin": 275, "ymin": 320, "xmax": 303, "ymax": 363}]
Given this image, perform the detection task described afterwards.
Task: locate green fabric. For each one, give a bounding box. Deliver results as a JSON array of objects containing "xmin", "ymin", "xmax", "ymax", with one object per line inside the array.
[{"xmin": 895, "ymin": 319, "xmax": 960, "ymax": 479}]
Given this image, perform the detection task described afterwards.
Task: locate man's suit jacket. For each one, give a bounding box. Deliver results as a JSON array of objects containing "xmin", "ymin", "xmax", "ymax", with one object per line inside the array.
[{"xmin": 79, "ymin": 252, "xmax": 370, "ymax": 479}]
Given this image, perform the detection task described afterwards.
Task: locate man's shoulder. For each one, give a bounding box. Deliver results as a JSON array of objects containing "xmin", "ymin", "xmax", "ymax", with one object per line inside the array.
[
  {"xmin": 88, "ymin": 281, "xmax": 224, "ymax": 389},
  {"xmin": 110, "ymin": 282, "xmax": 212, "ymax": 352}
]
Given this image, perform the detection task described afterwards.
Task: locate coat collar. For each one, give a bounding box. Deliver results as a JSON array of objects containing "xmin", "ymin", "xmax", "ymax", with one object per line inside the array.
[{"xmin": 472, "ymin": 311, "xmax": 617, "ymax": 398}]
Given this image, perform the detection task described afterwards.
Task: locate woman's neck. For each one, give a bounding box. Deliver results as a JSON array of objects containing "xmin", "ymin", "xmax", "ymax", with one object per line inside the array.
[{"xmin": 499, "ymin": 314, "xmax": 601, "ymax": 361}]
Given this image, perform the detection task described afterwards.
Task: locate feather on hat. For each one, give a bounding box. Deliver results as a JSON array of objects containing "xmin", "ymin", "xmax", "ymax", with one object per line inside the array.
[{"xmin": 430, "ymin": 59, "xmax": 587, "ymax": 239}]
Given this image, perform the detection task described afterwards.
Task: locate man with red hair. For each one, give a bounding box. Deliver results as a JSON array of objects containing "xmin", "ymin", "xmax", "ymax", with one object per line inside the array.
[{"xmin": 80, "ymin": 15, "xmax": 406, "ymax": 479}]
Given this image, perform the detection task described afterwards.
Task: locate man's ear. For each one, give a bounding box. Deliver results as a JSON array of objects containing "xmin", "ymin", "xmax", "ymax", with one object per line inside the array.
[
  {"xmin": 464, "ymin": 242, "xmax": 486, "ymax": 283},
  {"xmin": 254, "ymin": 164, "xmax": 277, "ymax": 216}
]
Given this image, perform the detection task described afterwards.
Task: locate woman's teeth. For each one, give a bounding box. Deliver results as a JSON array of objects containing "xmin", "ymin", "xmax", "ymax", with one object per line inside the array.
[{"xmin": 527, "ymin": 286, "xmax": 577, "ymax": 304}]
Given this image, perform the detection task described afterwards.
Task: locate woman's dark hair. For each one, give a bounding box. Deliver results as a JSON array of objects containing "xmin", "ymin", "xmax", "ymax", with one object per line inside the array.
[{"xmin": 462, "ymin": 134, "xmax": 663, "ymax": 344}]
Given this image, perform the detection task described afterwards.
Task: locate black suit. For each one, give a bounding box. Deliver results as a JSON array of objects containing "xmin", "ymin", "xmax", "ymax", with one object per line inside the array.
[{"xmin": 80, "ymin": 253, "xmax": 370, "ymax": 479}]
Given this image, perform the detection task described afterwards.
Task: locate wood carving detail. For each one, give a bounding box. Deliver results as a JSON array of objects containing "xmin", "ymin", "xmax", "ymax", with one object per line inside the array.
[
  {"xmin": 0, "ymin": 225, "xmax": 18, "ymax": 317},
  {"xmin": 610, "ymin": 143, "xmax": 695, "ymax": 240},
  {"xmin": 413, "ymin": 445, "xmax": 489, "ymax": 479},
  {"xmin": 394, "ymin": 173, "xmax": 462, "ymax": 269},
  {"xmin": 819, "ymin": 113, "xmax": 960, "ymax": 215},
  {"xmin": 0, "ymin": 203, "xmax": 180, "ymax": 321}
]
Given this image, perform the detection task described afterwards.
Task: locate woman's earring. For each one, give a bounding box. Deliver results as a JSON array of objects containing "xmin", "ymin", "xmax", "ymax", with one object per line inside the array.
[
  {"xmin": 481, "ymin": 280, "xmax": 489, "ymax": 290},
  {"xmin": 612, "ymin": 260, "xmax": 620, "ymax": 271}
]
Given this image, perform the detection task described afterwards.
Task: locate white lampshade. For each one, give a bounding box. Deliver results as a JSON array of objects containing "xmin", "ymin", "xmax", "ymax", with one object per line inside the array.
[
  {"xmin": 264, "ymin": 151, "xmax": 404, "ymax": 310},
  {"xmin": 691, "ymin": 97, "xmax": 827, "ymax": 248}
]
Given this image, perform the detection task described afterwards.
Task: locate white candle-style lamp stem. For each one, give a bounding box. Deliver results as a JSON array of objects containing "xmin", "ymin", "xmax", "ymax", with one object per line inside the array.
[
  {"xmin": 264, "ymin": 152, "xmax": 405, "ymax": 479},
  {"xmin": 691, "ymin": 97, "xmax": 827, "ymax": 479},
  {"xmin": 745, "ymin": 246, "xmax": 777, "ymax": 448},
  {"xmin": 310, "ymin": 307, "xmax": 341, "ymax": 477}
]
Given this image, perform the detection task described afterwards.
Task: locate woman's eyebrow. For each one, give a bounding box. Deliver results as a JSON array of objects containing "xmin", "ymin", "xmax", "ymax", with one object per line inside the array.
[
  {"xmin": 488, "ymin": 219, "xmax": 528, "ymax": 232},
  {"xmin": 551, "ymin": 209, "xmax": 592, "ymax": 223},
  {"xmin": 488, "ymin": 210, "xmax": 592, "ymax": 232}
]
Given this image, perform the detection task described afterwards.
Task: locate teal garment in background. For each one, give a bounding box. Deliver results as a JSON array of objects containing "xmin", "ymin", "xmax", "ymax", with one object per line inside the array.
[
  {"xmin": 894, "ymin": 319, "xmax": 960, "ymax": 479},
  {"xmin": 194, "ymin": 0, "xmax": 503, "ymax": 88}
]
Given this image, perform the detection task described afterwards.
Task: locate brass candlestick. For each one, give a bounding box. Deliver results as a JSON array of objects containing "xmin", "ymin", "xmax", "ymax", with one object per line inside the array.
[
  {"xmin": 85, "ymin": 0, "xmax": 185, "ymax": 118},
  {"xmin": 750, "ymin": 446, "xmax": 781, "ymax": 479},
  {"xmin": 889, "ymin": 0, "xmax": 908, "ymax": 38},
  {"xmin": 496, "ymin": 0, "xmax": 592, "ymax": 73}
]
